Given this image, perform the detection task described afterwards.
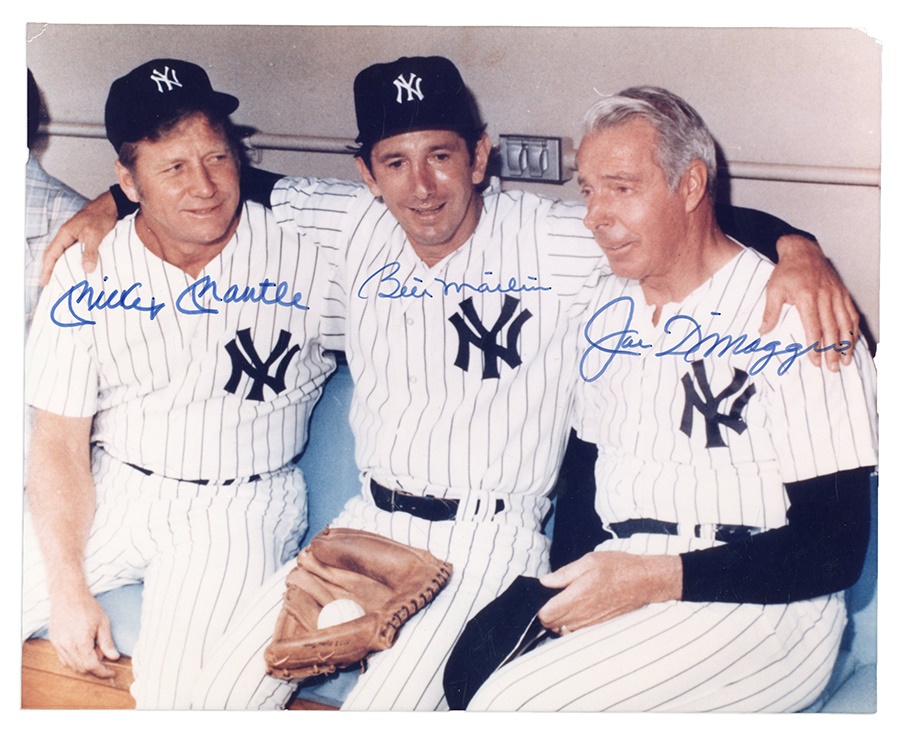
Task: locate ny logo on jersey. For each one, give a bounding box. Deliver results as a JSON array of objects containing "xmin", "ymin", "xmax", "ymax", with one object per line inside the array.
[
  {"xmin": 149, "ymin": 66, "xmax": 182, "ymax": 93},
  {"xmin": 679, "ymin": 360, "xmax": 756, "ymax": 448},
  {"xmin": 449, "ymin": 295, "xmax": 532, "ymax": 380},
  {"xmin": 393, "ymin": 73, "xmax": 424, "ymax": 103},
  {"xmin": 224, "ymin": 328, "xmax": 300, "ymax": 401}
]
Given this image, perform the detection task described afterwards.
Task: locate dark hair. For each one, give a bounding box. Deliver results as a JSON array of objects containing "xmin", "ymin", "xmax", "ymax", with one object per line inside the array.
[
  {"xmin": 352, "ymin": 124, "xmax": 487, "ymax": 174},
  {"xmin": 117, "ymin": 107, "xmax": 250, "ymax": 172},
  {"xmin": 27, "ymin": 69, "xmax": 42, "ymax": 149}
]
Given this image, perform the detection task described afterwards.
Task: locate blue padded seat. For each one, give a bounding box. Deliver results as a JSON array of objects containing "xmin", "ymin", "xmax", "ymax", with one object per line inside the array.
[{"xmin": 35, "ymin": 363, "xmax": 878, "ymax": 712}]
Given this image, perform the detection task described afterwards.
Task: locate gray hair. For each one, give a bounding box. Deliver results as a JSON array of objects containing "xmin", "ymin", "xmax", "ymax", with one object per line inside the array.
[{"xmin": 582, "ymin": 86, "xmax": 718, "ymax": 199}]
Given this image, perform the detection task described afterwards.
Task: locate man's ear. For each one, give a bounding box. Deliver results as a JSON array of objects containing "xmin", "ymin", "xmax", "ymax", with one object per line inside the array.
[
  {"xmin": 680, "ymin": 159, "xmax": 708, "ymax": 214},
  {"xmin": 354, "ymin": 156, "xmax": 382, "ymax": 198},
  {"xmin": 470, "ymin": 133, "xmax": 492, "ymax": 187},
  {"xmin": 115, "ymin": 160, "xmax": 141, "ymax": 204}
]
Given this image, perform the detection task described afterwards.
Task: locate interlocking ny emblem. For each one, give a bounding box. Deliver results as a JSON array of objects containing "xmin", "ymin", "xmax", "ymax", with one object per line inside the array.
[
  {"xmin": 393, "ymin": 73, "xmax": 424, "ymax": 103},
  {"xmin": 449, "ymin": 296, "xmax": 532, "ymax": 380},
  {"xmin": 224, "ymin": 328, "xmax": 300, "ymax": 401},
  {"xmin": 680, "ymin": 360, "xmax": 756, "ymax": 448},
  {"xmin": 150, "ymin": 66, "xmax": 182, "ymax": 93}
]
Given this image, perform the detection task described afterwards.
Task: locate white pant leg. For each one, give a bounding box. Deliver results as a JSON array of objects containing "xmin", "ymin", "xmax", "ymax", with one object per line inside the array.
[
  {"xmin": 22, "ymin": 452, "xmax": 148, "ymax": 641},
  {"xmin": 468, "ymin": 539, "xmax": 847, "ymax": 712},
  {"xmin": 191, "ymin": 558, "xmax": 301, "ymax": 710},
  {"xmin": 127, "ymin": 466, "xmax": 306, "ymax": 709}
]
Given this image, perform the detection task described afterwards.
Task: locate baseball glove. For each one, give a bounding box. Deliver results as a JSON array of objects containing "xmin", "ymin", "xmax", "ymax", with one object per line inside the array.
[{"xmin": 265, "ymin": 526, "xmax": 453, "ymax": 680}]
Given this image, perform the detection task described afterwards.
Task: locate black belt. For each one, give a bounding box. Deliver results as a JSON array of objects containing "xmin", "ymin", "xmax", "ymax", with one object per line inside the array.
[
  {"xmin": 125, "ymin": 462, "xmax": 263, "ymax": 486},
  {"xmin": 610, "ymin": 518, "xmax": 763, "ymax": 544},
  {"xmin": 370, "ymin": 480, "xmax": 505, "ymax": 522}
]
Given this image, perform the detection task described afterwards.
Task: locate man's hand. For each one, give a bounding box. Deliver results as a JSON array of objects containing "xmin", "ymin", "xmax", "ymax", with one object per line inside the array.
[
  {"xmin": 39, "ymin": 190, "xmax": 119, "ymax": 286},
  {"xmin": 761, "ymin": 234, "xmax": 859, "ymax": 372},
  {"xmin": 537, "ymin": 551, "xmax": 682, "ymax": 634},
  {"xmin": 48, "ymin": 585, "xmax": 120, "ymax": 679}
]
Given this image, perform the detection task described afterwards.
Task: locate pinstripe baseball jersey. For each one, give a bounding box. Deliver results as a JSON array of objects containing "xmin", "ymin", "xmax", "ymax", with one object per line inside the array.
[
  {"xmin": 573, "ymin": 244, "xmax": 878, "ymax": 532},
  {"xmin": 272, "ymin": 177, "xmax": 607, "ymax": 522},
  {"xmin": 25, "ymin": 200, "xmax": 343, "ymax": 480}
]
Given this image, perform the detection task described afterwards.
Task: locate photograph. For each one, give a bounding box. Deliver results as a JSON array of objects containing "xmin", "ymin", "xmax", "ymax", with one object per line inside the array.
[{"xmin": 19, "ymin": 20, "xmax": 883, "ymax": 719}]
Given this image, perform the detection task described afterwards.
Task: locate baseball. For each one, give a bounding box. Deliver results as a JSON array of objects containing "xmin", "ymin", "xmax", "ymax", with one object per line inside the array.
[{"xmin": 317, "ymin": 598, "xmax": 366, "ymax": 629}]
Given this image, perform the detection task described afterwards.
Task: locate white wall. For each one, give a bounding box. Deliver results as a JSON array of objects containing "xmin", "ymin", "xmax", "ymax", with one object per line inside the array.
[{"xmin": 26, "ymin": 24, "xmax": 881, "ymax": 341}]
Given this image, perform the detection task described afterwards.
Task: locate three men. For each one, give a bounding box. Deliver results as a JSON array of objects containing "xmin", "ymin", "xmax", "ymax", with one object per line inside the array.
[
  {"xmin": 33, "ymin": 56, "xmax": 861, "ymax": 711},
  {"xmin": 462, "ymin": 87, "xmax": 877, "ymax": 712},
  {"xmin": 23, "ymin": 59, "xmax": 341, "ymax": 708}
]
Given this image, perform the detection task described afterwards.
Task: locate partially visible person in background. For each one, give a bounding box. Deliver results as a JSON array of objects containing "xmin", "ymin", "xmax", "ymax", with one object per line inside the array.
[
  {"xmin": 25, "ymin": 69, "xmax": 89, "ymax": 462},
  {"xmin": 26, "ymin": 68, "xmax": 88, "ymax": 336}
]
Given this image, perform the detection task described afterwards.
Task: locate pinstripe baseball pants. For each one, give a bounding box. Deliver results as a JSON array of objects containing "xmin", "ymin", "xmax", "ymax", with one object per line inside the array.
[
  {"xmin": 193, "ymin": 491, "xmax": 551, "ymax": 710},
  {"xmin": 22, "ymin": 448, "xmax": 308, "ymax": 709},
  {"xmin": 467, "ymin": 534, "xmax": 846, "ymax": 712}
]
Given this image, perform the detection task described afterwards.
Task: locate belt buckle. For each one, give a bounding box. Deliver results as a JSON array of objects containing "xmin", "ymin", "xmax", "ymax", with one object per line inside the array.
[
  {"xmin": 392, "ymin": 488, "xmax": 415, "ymax": 512},
  {"xmin": 693, "ymin": 524, "xmax": 716, "ymax": 541}
]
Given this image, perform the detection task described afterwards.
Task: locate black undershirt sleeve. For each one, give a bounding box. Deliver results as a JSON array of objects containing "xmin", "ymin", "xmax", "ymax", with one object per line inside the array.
[
  {"xmin": 109, "ymin": 184, "xmax": 137, "ymax": 218},
  {"xmin": 549, "ymin": 431, "xmax": 608, "ymax": 571},
  {"xmin": 680, "ymin": 466, "xmax": 873, "ymax": 603},
  {"xmin": 549, "ymin": 434, "xmax": 873, "ymax": 602},
  {"xmin": 714, "ymin": 204, "xmax": 817, "ymax": 264},
  {"xmin": 239, "ymin": 166, "xmax": 284, "ymax": 205}
]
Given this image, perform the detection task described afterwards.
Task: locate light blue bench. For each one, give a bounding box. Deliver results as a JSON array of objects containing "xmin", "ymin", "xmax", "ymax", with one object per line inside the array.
[{"xmin": 42, "ymin": 361, "xmax": 878, "ymax": 711}]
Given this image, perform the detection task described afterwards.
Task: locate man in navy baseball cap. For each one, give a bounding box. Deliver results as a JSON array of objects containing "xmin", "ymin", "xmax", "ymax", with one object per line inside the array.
[
  {"xmin": 22, "ymin": 55, "xmax": 309, "ymax": 712},
  {"xmin": 350, "ymin": 55, "xmax": 491, "ymax": 268}
]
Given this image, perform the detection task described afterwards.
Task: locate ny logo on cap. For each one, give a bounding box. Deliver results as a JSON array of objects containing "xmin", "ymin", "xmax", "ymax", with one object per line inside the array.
[
  {"xmin": 150, "ymin": 66, "xmax": 182, "ymax": 93},
  {"xmin": 393, "ymin": 73, "xmax": 424, "ymax": 103}
]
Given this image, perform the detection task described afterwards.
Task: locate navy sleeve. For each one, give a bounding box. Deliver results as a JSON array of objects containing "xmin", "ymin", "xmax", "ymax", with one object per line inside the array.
[
  {"xmin": 110, "ymin": 184, "xmax": 138, "ymax": 218},
  {"xmin": 680, "ymin": 467, "xmax": 873, "ymax": 603},
  {"xmin": 548, "ymin": 431, "xmax": 611, "ymax": 571},
  {"xmin": 240, "ymin": 166, "xmax": 283, "ymax": 206},
  {"xmin": 715, "ymin": 204, "xmax": 818, "ymax": 264}
]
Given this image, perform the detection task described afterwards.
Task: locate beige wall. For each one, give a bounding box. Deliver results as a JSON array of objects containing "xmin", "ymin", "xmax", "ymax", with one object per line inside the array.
[{"xmin": 26, "ymin": 24, "xmax": 881, "ymax": 341}]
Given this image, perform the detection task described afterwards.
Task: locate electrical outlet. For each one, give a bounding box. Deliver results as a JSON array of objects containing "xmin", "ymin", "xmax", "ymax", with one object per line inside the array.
[{"xmin": 498, "ymin": 134, "xmax": 571, "ymax": 183}]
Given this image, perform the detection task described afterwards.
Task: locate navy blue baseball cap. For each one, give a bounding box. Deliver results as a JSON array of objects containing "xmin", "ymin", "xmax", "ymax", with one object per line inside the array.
[
  {"xmin": 353, "ymin": 56, "xmax": 481, "ymax": 146},
  {"xmin": 105, "ymin": 58, "xmax": 239, "ymax": 152}
]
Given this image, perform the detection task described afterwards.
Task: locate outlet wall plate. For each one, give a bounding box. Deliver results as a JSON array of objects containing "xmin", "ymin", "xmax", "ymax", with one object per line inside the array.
[{"xmin": 498, "ymin": 134, "xmax": 572, "ymax": 183}]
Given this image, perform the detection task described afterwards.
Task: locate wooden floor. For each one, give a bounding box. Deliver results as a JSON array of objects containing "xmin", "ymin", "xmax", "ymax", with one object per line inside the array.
[
  {"xmin": 22, "ymin": 639, "xmax": 136, "ymax": 709},
  {"xmin": 21, "ymin": 638, "xmax": 337, "ymax": 710}
]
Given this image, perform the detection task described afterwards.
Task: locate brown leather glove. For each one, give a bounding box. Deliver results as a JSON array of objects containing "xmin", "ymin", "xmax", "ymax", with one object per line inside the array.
[{"xmin": 265, "ymin": 527, "xmax": 453, "ymax": 680}]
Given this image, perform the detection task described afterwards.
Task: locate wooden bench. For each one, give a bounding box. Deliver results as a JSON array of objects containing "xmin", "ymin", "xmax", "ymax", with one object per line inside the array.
[{"xmin": 21, "ymin": 638, "xmax": 336, "ymax": 710}]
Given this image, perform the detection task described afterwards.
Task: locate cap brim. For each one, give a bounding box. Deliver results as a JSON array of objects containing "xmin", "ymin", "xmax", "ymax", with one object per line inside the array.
[{"xmin": 213, "ymin": 91, "xmax": 240, "ymax": 115}]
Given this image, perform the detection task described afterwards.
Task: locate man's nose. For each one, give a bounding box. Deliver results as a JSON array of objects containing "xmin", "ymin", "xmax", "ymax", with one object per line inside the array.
[
  {"xmin": 411, "ymin": 163, "xmax": 436, "ymax": 198},
  {"xmin": 583, "ymin": 195, "xmax": 612, "ymax": 231},
  {"xmin": 189, "ymin": 163, "xmax": 217, "ymax": 197}
]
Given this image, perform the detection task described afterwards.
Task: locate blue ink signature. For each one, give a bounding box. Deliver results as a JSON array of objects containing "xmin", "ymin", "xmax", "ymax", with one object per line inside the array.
[
  {"xmin": 50, "ymin": 275, "xmax": 309, "ymax": 327},
  {"xmin": 356, "ymin": 262, "xmax": 551, "ymax": 300},
  {"xmin": 51, "ymin": 277, "xmax": 165, "ymax": 327},
  {"xmin": 579, "ymin": 295, "xmax": 852, "ymax": 382},
  {"xmin": 176, "ymin": 275, "xmax": 309, "ymax": 315}
]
